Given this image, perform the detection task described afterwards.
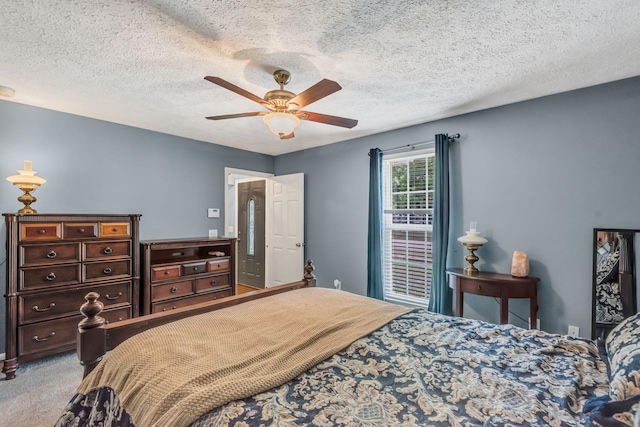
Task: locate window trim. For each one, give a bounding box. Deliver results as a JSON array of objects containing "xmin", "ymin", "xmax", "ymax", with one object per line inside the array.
[{"xmin": 382, "ymin": 148, "xmax": 434, "ymax": 308}]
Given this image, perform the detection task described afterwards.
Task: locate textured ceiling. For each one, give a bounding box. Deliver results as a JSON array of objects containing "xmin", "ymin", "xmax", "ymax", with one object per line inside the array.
[{"xmin": 1, "ymin": 1, "xmax": 640, "ymax": 155}]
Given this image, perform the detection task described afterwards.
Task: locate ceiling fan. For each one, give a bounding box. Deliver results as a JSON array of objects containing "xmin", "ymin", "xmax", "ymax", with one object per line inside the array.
[{"xmin": 204, "ymin": 70, "xmax": 358, "ymax": 140}]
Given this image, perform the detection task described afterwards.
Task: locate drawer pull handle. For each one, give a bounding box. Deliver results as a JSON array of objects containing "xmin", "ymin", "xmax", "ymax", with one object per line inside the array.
[
  {"xmin": 165, "ymin": 271, "xmax": 171, "ymax": 275},
  {"xmin": 105, "ymin": 292, "xmax": 122, "ymax": 300},
  {"xmin": 112, "ymin": 227, "xmax": 118, "ymax": 232},
  {"xmin": 33, "ymin": 302, "xmax": 56, "ymax": 312},
  {"xmin": 211, "ymin": 280, "xmax": 217, "ymax": 286},
  {"xmin": 33, "ymin": 332, "xmax": 55, "ymax": 342},
  {"xmin": 45, "ymin": 273, "xmax": 56, "ymax": 281},
  {"xmin": 172, "ymin": 252, "xmax": 184, "ymax": 257},
  {"xmin": 103, "ymin": 247, "xmax": 113, "ymax": 254},
  {"xmin": 47, "ymin": 251, "xmax": 57, "ymax": 258},
  {"xmin": 38, "ymin": 229, "xmax": 46, "ymax": 234},
  {"xmin": 217, "ymin": 264, "xmax": 222, "ymax": 268},
  {"xmin": 103, "ymin": 267, "xmax": 113, "ymax": 274},
  {"xmin": 78, "ymin": 228, "xmax": 85, "ymax": 233},
  {"xmin": 170, "ymin": 287, "xmax": 178, "ymax": 293},
  {"xmin": 193, "ymin": 267, "xmax": 198, "ymax": 271},
  {"xmin": 477, "ymin": 285, "xmax": 482, "ymax": 291}
]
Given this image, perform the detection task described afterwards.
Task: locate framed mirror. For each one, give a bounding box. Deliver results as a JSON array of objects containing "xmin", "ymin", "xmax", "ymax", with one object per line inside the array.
[{"xmin": 592, "ymin": 229, "xmax": 640, "ymax": 339}]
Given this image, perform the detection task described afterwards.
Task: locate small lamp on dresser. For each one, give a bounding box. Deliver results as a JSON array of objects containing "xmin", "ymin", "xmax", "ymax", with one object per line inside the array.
[
  {"xmin": 6, "ymin": 160, "xmax": 46, "ymax": 214},
  {"xmin": 457, "ymin": 221, "xmax": 488, "ymax": 275}
]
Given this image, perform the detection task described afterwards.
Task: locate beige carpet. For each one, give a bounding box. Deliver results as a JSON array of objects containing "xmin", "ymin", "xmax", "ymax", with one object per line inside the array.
[{"xmin": 0, "ymin": 351, "xmax": 82, "ymax": 427}]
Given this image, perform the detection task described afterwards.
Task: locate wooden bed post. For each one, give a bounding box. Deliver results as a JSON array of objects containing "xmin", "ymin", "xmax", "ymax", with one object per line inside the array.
[
  {"xmin": 78, "ymin": 292, "xmax": 107, "ymax": 378},
  {"xmin": 304, "ymin": 259, "xmax": 316, "ymax": 288}
]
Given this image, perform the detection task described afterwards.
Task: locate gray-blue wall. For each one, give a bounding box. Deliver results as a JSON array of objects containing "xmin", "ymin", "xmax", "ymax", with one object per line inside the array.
[
  {"xmin": 275, "ymin": 76, "xmax": 640, "ymax": 337},
  {"xmin": 2, "ymin": 76, "xmax": 639, "ymax": 352},
  {"xmin": 0, "ymin": 101, "xmax": 274, "ymax": 350}
]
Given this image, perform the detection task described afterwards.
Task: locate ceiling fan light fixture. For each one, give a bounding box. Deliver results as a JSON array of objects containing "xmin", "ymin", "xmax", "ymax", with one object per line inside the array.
[{"xmin": 263, "ymin": 112, "xmax": 300, "ymax": 138}]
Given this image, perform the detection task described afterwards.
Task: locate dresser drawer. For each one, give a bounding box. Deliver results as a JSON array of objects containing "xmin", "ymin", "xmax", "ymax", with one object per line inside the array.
[
  {"xmin": 102, "ymin": 306, "xmax": 132, "ymax": 324},
  {"xmin": 460, "ymin": 280, "xmax": 503, "ymax": 297},
  {"xmin": 194, "ymin": 274, "xmax": 230, "ymax": 293},
  {"xmin": 20, "ymin": 264, "xmax": 81, "ymax": 291},
  {"xmin": 19, "ymin": 280, "xmax": 132, "ymax": 324},
  {"xmin": 151, "ymin": 265, "xmax": 181, "ymax": 282},
  {"xmin": 18, "ymin": 315, "xmax": 79, "ymax": 356},
  {"xmin": 99, "ymin": 222, "xmax": 130, "ymax": 238},
  {"xmin": 64, "ymin": 223, "xmax": 98, "ymax": 239},
  {"xmin": 152, "ymin": 279, "xmax": 193, "ymax": 301},
  {"xmin": 151, "ymin": 288, "xmax": 232, "ymax": 313},
  {"xmin": 20, "ymin": 223, "xmax": 62, "ymax": 241},
  {"xmin": 84, "ymin": 259, "xmax": 131, "ymax": 281},
  {"xmin": 85, "ymin": 241, "xmax": 131, "ymax": 261},
  {"xmin": 20, "ymin": 243, "xmax": 81, "ymax": 267},
  {"xmin": 207, "ymin": 258, "xmax": 230, "ymax": 273},
  {"xmin": 182, "ymin": 261, "xmax": 207, "ymax": 276}
]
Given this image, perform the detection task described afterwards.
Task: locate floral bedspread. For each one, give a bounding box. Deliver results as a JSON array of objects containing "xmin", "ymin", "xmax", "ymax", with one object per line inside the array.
[{"xmin": 57, "ymin": 310, "xmax": 611, "ymax": 426}]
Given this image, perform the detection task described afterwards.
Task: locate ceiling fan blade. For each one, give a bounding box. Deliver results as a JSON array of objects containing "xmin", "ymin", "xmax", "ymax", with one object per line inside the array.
[
  {"xmin": 204, "ymin": 76, "xmax": 266, "ymax": 105},
  {"xmin": 205, "ymin": 112, "xmax": 265, "ymax": 120},
  {"xmin": 289, "ymin": 79, "xmax": 342, "ymax": 109},
  {"xmin": 299, "ymin": 111, "xmax": 358, "ymax": 128},
  {"xmin": 280, "ymin": 132, "xmax": 295, "ymax": 140}
]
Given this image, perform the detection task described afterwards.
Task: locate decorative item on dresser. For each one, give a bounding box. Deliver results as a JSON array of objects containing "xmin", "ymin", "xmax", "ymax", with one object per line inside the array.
[
  {"xmin": 5, "ymin": 160, "xmax": 46, "ymax": 214},
  {"xmin": 2, "ymin": 213, "xmax": 141, "ymax": 380},
  {"xmin": 140, "ymin": 237, "xmax": 236, "ymax": 315}
]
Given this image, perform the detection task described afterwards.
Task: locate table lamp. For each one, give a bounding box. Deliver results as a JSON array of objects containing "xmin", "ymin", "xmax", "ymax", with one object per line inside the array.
[
  {"xmin": 6, "ymin": 160, "xmax": 46, "ymax": 214},
  {"xmin": 457, "ymin": 221, "xmax": 487, "ymax": 275}
]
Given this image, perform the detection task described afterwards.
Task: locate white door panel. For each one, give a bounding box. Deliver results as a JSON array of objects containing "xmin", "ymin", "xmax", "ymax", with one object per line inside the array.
[{"xmin": 266, "ymin": 173, "xmax": 304, "ymax": 288}]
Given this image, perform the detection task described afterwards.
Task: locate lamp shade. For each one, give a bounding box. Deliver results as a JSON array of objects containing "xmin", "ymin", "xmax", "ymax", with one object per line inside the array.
[
  {"xmin": 6, "ymin": 160, "xmax": 46, "ymax": 188},
  {"xmin": 457, "ymin": 230, "xmax": 487, "ymax": 245},
  {"xmin": 263, "ymin": 112, "xmax": 300, "ymax": 137}
]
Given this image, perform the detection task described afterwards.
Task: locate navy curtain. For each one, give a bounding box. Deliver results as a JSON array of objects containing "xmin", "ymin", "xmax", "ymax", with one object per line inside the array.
[
  {"xmin": 367, "ymin": 148, "xmax": 384, "ymax": 300},
  {"xmin": 428, "ymin": 134, "xmax": 453, "ymax": 315}
]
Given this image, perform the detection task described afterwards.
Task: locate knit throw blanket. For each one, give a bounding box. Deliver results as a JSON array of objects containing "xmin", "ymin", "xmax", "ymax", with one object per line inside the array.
[{"xmin": 77, "ymin": 287, "xmax": 412, "ymax": 427}]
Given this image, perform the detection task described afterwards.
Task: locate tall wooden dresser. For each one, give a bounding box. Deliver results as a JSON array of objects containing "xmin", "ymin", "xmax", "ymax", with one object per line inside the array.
[
  {"xmin": 2, "ymin": 213, "xmax": 141, "ymax": 379},
  {"xmin": 141, "ymin": 237, "xmax": 236, "ymax": 315}
]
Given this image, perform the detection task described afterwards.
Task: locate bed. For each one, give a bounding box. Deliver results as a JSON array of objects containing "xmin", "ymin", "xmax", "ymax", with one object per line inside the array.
[{"xmin": 55, "ymin": 262, "xmax": 640, "ymax": 427}]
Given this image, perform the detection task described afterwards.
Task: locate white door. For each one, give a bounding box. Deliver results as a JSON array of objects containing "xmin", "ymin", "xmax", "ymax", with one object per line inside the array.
[{"xmin": 265, "ymin": 173, "xmax": 305, "ymax": 288}]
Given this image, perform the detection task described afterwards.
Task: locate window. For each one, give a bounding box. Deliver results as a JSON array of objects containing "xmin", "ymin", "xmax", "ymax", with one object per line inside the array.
[
  {"xmin": 247, "ymin": 198, "xmax": 255, "ymax": 256},
  {"xmin": 382, "ymin": 150, "xmax": 434, "ymax": 306}
]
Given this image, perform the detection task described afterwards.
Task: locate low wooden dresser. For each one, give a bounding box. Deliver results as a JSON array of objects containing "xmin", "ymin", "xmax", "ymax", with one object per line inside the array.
[
  {"xmin": 141, "ymin": 237, "xmax": 236, "ymax": 315},
  {"xmin": 2, "ymin": 213, "xmax": 141, "ymax": 379}
]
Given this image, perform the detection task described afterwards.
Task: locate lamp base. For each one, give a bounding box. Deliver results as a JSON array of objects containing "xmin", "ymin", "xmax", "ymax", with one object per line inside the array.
[
  {"xmin": 462, "ymin": 243, "xmax": 482, "ymax": 276},
  {"xmin": 16, "ymin": 189, "xmax": 38, "ymax": 214},
  {"xmin": 464, "ymin": 264, "xmax": 479, "ymax": 276}
]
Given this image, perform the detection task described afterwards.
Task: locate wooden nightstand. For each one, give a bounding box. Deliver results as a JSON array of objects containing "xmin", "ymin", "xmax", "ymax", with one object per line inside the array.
[{"xmin": 447, "ymin": 268, "xmax": 540, "ymax": 329}]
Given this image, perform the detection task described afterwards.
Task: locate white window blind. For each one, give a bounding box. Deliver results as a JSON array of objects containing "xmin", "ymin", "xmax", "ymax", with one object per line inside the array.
[{"xmin": 382, "ymin": 150, "xmax": 434, "ymax": 307}]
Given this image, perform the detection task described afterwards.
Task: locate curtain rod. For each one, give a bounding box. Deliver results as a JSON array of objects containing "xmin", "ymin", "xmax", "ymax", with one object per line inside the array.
[{"xmin": 368, "ymin": 133, "xmax": 460, "ymax": 156}]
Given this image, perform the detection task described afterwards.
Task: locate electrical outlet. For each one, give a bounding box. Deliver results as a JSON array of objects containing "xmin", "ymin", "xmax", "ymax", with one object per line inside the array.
[
  {"xmin": 568, "ymin": 325, "xmax": 580, "ymax": 337},
  {"xmin": 333, "ymin": 279, "xmax": 342, "ymax": 290},
  {"xmin": 208, "ymin": 229, "xmax": 218, "ymax": 238},
  {"xmin": 529, "ymin": 318, "xmax": 541, "ymax": 329}
]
